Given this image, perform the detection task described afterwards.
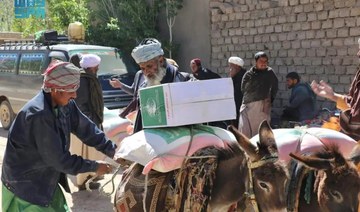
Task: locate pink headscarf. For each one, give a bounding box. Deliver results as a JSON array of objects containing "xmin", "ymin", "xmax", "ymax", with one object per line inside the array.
[
  {"xmin": 42, "ymin": 60, "xmax": 80, "ymax": 92},
  {"xmin": 191, "ymin": 58, "xmax": 201, "ymax": 66}
]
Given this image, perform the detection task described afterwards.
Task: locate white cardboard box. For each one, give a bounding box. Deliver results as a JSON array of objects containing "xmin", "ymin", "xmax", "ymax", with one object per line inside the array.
[{"xmin": 139, "ymin": 78, "xmax": 236, "ymax": 128}]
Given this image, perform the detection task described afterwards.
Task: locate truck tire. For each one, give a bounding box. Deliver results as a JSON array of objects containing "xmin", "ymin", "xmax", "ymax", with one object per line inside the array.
[{"xmin": 0, "ymin": 100, "xmax": 15, "ymax": 130}]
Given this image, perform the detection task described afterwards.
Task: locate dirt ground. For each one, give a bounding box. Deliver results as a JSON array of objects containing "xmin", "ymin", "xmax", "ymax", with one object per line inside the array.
[{"xmin": 64, "ymin": 167, "xmax": 124, "ymax": 212}]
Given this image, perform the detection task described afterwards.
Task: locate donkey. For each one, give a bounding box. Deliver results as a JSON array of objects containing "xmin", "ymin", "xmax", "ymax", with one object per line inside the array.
[
  {"xmin": 289, "ymin": 145, "xmax": 360, "ymax": 212},
  {"xmin": 350, "ymin": 142, "xmax": 360, "ymax": 171},
  {"xmin": 115, "ymin": 121, "xmax": 289, "ymax": 212}
]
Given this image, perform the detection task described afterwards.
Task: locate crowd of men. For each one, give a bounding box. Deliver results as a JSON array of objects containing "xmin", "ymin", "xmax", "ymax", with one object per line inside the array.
[{"xmin": 2, "ymin": 35, "xmax": 360, "ymax": 211}]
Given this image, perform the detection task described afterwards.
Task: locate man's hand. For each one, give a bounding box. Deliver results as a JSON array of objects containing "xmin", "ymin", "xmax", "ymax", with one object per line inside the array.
[
  {"xmin": 109, "ymin": 78, "xmax": 122, "ymax": 89},
  {"xmin": 310, "ymin": 80, "xmax": 336, "ymax": 101},
  {"xmin": 114, "ymin": 157, "xmax": 133, "ymax": 167},
  {"xmin": 95, "ymin": 161, "xmax": 113, "ymax": 176}
]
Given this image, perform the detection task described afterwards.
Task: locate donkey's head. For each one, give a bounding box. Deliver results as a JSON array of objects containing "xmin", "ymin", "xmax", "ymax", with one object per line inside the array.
[
  {"xmin": 228, "ymin": 120, "xmax": 289, "ymax": 212},
  {"xmin": 350, "ymin": 143, "xmax": 360, "ymax": 172},
  {"xmin": 290, "ymin": 145, "xmax": 360, "ymax": 212}
]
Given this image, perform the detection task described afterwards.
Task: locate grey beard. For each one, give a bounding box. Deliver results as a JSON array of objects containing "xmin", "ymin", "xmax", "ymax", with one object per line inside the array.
[{"xmin": 145, "ymin": 65, "xmax": 166, "ymax": 87}]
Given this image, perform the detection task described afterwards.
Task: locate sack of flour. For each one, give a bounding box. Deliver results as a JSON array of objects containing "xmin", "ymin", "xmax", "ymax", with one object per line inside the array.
[
  {"xmin": 114, "ymin": 124, "xmax": 237, "ymax": 174},
  {"xmin": 250, "ymin": 128, "xmax": 357, "ymax": 163}
]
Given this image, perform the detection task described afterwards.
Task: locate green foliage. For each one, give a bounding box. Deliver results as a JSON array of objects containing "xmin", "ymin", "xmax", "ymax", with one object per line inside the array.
[
  {"xmin": 87, "ymin": 0, "xmax": 161, "ymax": 54},
  {"xmin": 0, "ymin": 0, "xmax": 14, "ymax": 31},
  {"xmin": 5, "ymin": 0, "xmax": 184, "ymax": 61},
  {"xmin": 158, "ymin": 0, "xmax": 183, "ymax": 58},
  {"xmin": 12, "ymin": 16, "xmax": 47, "ymax": 37},
  {"xmin": 87, "ymin": 18, "xmax": 123, "ymax": 50},
  {"xmin": 162, "ymin": 40, "xmax": 181, "ymax": 59},
  {"xmin": 9, "ymin": 0, "xmax": 89, "ymax": 36},
  {"xmin": 47, "ymin": 0, "xmax": 89, "ymax": 33},
  {"xmin": 159, "ymin": 0, "xmax": 183, "ymax": 18}
]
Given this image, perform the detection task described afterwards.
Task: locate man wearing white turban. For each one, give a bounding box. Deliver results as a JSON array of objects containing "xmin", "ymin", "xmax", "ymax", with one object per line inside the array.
[
  {"xmin": 70, "ymin": 53, "xmax": 106, "ymax": 190},
  {"xmin": 75, "ymin": 53, "xmax": 103, "ymax": 127},
  {"xmin": 2, "ymin": 60, "xmax": 116, "ymax": 211},
  {"xmin": 79, "ymin": 53, "xmax": 101, "ymax": 69},
  {"xmin": 111, "ymin": 38, "xmax": 185, "ymax": 133},
  {"xmin": 228, "ymin": 56, "xmax": 246, "ymax": 128}
]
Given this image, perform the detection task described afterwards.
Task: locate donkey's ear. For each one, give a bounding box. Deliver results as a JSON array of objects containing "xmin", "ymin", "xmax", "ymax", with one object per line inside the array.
[
  {"xmin": 258, "ymin": 120, "xmax": 278, "ymax": 153},
  {"xmin": 228, "ymin": 125, "xmax": 258, "ymax": 160},
  {"xmin": 349, "ymin": 143, "xmax": 360, "ymax": 166},
  {"xmin": 289, "ymin": 152, "xmax": 333, "ymax": 170}
]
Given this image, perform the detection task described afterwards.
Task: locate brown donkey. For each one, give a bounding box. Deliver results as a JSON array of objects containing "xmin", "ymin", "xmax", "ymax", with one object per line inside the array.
[
  {"xmin": 350, "ymin": 142, "xmax": 360, "ymax": 171},
  {"xmin": 289, "ymin": 145, "xmax": 360, "ymax": 212},
  {"xmin": 223, "ymin": 122, "xmax": 289, "ymax": 212},
  {"xmin": 210, "ymin": 121, "xmax": 289, "ymax": 211},
  {"xmin": 115, "ymin": 121, "xmax": 289, "ymax": 211}
]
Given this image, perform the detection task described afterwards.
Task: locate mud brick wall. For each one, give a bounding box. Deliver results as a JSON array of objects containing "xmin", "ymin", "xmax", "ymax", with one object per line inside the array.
[{"xmin": 209, "ymin": 0, "xmax": 360, "ymax": 117}]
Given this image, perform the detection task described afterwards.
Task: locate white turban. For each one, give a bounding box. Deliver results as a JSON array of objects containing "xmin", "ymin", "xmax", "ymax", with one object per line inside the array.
[
  {"xmin": 228, "ymin": 56, "xmax": 244, "ymax": 67},
  {"xmin": 131, "ymin": 40, "xmax": 164, "ymax": 64},
  {"xmin": 80, "ymin": 54, "xmax": 101, "ymax": 68}
]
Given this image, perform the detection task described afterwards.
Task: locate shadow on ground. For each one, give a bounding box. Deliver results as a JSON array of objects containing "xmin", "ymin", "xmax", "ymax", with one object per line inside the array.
[
  {"xmin": 70, "ymin": 190, "xmax": 114, "ymax": 212},
  {"xmin": 65, "ymin": 169, "xmax": 124, "ymax": 212}
]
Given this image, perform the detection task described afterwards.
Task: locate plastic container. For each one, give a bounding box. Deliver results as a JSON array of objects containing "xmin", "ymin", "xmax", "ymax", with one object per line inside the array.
[{"xmin": 68, "ymin": 22, "xmax": 85, "ymax": 42}]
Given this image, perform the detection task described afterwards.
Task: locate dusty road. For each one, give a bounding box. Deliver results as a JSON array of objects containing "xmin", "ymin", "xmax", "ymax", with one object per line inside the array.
[{"xmin": 0, "ymin": 124, "xmax": 124, "ymax": 212}]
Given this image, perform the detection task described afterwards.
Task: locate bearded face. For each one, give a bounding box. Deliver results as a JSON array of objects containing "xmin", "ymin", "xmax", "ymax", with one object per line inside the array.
[
  {"xmin": 145, "ymin": 65, "xmax": 166, "ymax": 86},
  {"xmin": 286, "ymin": 78, "xmax": 297, "ymax": 89},
  {"xmin": 255, "ymin": 57, "xmax": 268, "ymax": 71},
  {"xmin": 139, "ymin": 57, "xmax": 166, "ymax": 87}
]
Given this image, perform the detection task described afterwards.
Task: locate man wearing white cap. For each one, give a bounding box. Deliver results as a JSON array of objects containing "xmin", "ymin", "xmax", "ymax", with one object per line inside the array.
[
  {"xmin": 228, "ymin": 56, "xmax": 246, "ymax": 128},
  {"xmin": 70, "ymin": 53, "xmax": 106, "ymax": 190},
  {"xmin": 76, "ymin": 53, "xmax": 103, "ymax": 127},
  {"xmin": 2, "ymin": 60, "xmax": 116, "ymax": 211},
  {"xmin": 113, "ymin": 38, "xmax": 185, "ymax": 133}
]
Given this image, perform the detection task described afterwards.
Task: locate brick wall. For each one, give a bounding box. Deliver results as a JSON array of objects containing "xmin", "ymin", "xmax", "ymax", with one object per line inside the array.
[{"xmin": 209, "ymin": 0, "xmax": 360, "ymax": 117}]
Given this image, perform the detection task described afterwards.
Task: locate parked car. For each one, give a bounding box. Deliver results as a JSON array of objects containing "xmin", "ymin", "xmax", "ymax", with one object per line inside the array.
[{"xmin": 0, "ymin": 39, "xmax": 137, "ymax": 130}]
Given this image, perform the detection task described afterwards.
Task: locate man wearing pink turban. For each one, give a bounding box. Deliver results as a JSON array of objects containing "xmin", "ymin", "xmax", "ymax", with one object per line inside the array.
[{"xmin": 2, "ymin": 60, "xmax": 117, "ymax": 211}]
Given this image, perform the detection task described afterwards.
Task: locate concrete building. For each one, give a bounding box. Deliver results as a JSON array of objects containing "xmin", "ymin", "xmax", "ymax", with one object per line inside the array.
[{"xmin": 159, "ymin": 0, "xmax": 360, "ymax": 117}]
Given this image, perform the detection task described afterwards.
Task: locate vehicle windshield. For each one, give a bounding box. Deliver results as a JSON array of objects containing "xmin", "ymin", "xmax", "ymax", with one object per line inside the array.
[{"xmin": 69, "ymin": 49, "xmax": 131, "ymax": 76}]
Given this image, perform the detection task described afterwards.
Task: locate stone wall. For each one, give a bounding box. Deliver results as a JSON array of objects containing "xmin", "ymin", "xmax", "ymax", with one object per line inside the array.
[{"xmin": 209, "ymin": 0, "xmax": 360, "ymax": 117}]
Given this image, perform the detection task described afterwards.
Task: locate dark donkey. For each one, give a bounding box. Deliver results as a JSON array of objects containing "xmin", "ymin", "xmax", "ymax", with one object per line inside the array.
[
  {"xmin": 115, "ymin": 121, "xmax": 289, "ymax": 212},
  {"xmin": 350, "ymin": 142, "xmax": 360, "ymax": 172},
  {"xmin": 288, "ymin": 145, "xmax": 360, "ymax": 212}
]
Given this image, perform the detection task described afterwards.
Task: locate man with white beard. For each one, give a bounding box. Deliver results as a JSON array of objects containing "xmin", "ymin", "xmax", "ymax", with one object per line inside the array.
[{"xmin": 111, "ymin": 38, "xmax": 185, "ymax": 133}]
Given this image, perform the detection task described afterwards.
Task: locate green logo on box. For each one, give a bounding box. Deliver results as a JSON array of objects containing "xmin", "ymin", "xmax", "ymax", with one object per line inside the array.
[
  {"xmin": 144, "ymin": 125, "xmax": 217, "ymax": 144},
  {"xmin": 140, "ymin": 86, "xmax": 167, "ymax": 127}
]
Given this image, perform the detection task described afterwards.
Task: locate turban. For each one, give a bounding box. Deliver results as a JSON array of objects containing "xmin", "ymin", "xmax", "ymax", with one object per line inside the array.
[
  {"xmin": 191, "ymin": 58, "xmax": 201, "ymax": 66},
  {"xmin": 131, "ymin": 38, "xmax": 164, "ymax": 64},
  {"xmin": 228, "ymin": 56, "xmax": 244, "ymax": 67},
  {"xmin": 80, "ymin": 54, "xmax": 101, "ymax": 68},
  {"xmin": 42, "ymin": 60, "xmax": 80, "ymax": 92}
]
